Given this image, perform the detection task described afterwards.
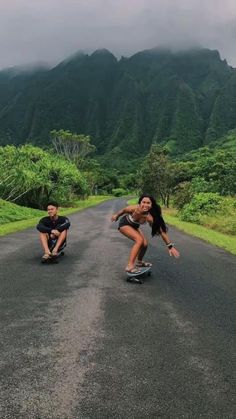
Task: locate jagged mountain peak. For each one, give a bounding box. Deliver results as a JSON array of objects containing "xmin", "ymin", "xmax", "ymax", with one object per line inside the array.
[
  {"xmin": 90, "ymin": 49, "xmax": 117, "ymax": 64},
  {"xmin": 130, "ymin": 46, "xmax": 225, "ymax": 62},
  {"xmin": 57, "ymin": 50, "xmax": 88, "ymax": 67},
  {"xmin": 0, "ymin": 47, "xmax": 235, "ymax": 155},
  {"xmin": 91, "ymin": 48, "xmax": 115, "ymax": 57}
]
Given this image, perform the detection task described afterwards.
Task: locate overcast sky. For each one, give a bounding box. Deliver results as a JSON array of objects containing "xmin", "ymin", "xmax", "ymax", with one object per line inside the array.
[{"xmin": 1, "ymin": 0, "xmax": 236, "ymax": 69}]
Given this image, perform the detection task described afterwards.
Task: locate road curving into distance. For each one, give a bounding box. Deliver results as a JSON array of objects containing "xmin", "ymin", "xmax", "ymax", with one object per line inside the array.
[{"xmin": 0, "ymin": 199, "xmax": 235, "ymax": 419}]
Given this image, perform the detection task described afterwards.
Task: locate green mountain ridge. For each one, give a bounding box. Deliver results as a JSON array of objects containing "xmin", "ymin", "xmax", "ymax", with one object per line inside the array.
[{"xmin": 0, "ymin": 47, "xmax": 235, "ymax": 155}]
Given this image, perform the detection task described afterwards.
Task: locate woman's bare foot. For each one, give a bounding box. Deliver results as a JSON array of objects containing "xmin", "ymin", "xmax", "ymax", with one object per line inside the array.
[
  {"xmin": 136, "ymin": 261, "xmax": 152, "ymax": 267},
  {"xmin": 125, "ymin": 266, "xmax": 141, "ymax": 274}
]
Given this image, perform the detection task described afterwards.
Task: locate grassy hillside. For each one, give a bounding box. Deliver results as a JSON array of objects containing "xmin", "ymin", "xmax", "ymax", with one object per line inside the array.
[{"xmin": 0, "ymin": 199, "xmax": 43, "ymax": 223}]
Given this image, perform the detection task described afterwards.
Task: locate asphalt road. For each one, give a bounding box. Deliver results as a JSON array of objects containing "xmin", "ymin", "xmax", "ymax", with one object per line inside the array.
[{"xmin": 0, "ymin": 199, "xmax": 235, "ymax": 419}]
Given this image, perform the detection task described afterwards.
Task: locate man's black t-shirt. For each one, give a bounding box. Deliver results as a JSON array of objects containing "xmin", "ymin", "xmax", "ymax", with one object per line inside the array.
[{"xmin": 36, "ymin": 216, "xmax": 70, "ymax": 234}]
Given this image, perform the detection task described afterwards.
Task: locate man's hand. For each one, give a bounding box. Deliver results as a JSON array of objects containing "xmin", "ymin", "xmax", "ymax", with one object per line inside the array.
[
  {"xmin": 111, "ymin": 214, "xmax": 118, "ymax": 222},
  {"xmin": 51, "ymin": 229, "xmax": 60, "ymax": 237}
]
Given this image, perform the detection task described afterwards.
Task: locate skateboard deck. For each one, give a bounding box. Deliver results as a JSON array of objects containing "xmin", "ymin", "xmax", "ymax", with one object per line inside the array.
[{"xmin": 126, "ymin": 266, "xmax": 151, "ymax": 284}]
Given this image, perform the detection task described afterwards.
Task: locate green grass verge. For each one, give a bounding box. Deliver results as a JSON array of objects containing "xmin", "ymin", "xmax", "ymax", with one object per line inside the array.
[
  {"xmin": 127, "ymin": 198, "xmax": 236, "ymax": 256},
  {"xmin": 164, "ymin": 214, "xmax": 236, "ymax": 256},
  {"xmin": 127, "ymin": 198, "xmax": 138, "ymax": 205},
  {"xmin": 0, "ymin": 199, "xmax": 44, "ymax": 223},
  {"xmin": 0, "ymin": 196, "xmax": 111, "ymax": 236}
]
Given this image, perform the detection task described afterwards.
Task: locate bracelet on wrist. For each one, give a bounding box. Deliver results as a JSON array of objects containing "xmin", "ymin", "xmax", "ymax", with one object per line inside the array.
[{"xmin": 166, "ymin": 242, "xmax": 174, "ymax": 249}]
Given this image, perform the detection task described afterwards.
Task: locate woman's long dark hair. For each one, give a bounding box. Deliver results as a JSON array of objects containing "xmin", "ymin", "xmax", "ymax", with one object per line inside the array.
[{"xmin": 138, "ymin": 194, "xmax": 167, "ymax": 236}]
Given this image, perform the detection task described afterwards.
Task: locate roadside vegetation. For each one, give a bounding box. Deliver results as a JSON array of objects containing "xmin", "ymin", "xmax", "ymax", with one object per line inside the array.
[
  {"xmin": 128, "ymin": 197, "xmax": 236, "ymax": 256},
  {"xmin": 0, "ymin": 128, "xmax": 235, "ymax": 254},
  {"xmin": 0, "ymin": 130, "xmax": 125, "ymax": 236},
  {"xmin": 0, "ymin": 196, "xmax": 111, "ymax": 236},
  {"xmin": 164, "ymin": 211, "xmax": 236, "ymax": 256},
  {"xmin": 127, "ymin": 132, "xmax": 236, "ymax": 255},
  {"xmin": 0, "ymin": 130, "xmax": 131, "ymax": 210}
]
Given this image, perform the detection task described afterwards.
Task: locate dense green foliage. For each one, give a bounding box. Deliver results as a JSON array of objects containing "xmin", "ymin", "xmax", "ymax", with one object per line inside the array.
[
  {"xmin": 179, "ymin": 192, "xmax": 224, "ymax": 223},
  {"xmin": 0, "ymin": 48, "xmax": 235, "ymax": 157},
  {"xmin": 0, "ymin": 144, "xmax": 88, "ymax": 208},
  {"xmin": 138, "ymin": 140, "xmax": 236, "ymax": 234},
  {"xmin": 183, "ymin": 146, "xmax": 236, "ymax": 196},
  {"xmin": 112, "ymin": 188, "xmax": 127, "ymax": 197}
]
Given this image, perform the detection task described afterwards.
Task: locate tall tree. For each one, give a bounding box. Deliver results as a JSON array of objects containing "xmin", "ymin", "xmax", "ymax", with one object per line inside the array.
[
  {"xmin": 50, "ymin": 129, "xmax": 96, "ymax": 163},
  {"xmin": 139, "ymin": 144, "xmax": 175, "ymax": 206}
]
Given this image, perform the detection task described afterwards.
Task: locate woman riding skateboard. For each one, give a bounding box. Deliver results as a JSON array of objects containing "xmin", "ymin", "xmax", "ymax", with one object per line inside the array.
[{"xmin": 111, "ymin": 194, "xmax": 180, "ymax": 274}]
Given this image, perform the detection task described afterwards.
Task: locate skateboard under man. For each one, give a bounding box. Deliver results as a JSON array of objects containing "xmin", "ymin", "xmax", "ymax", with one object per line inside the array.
[
  {"xmin": 41, "ymin": 238, "xmax": 67, "ymax": 263},
  {"xmin": 41, "ymin": 247, "xmax": 65, "ymax": 264},
  {"xmin": 126, "ymin": 266, "xmax": 152, "ymax": 284}
]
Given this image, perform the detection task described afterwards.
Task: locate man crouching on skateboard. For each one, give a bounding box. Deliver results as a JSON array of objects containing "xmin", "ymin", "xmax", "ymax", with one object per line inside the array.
[{"xmin": 36, "ymin": 201, "xmax": 70, "ymax": 262}]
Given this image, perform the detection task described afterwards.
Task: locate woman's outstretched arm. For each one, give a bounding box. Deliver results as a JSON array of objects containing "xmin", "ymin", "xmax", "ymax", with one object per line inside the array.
[
  {"xmin": 111, "ymin": 205, "xmax": 136, "ymax": 222},
  {"xmin": 160, "ymin": 229, "xmax": 180, "ymax": 258}
]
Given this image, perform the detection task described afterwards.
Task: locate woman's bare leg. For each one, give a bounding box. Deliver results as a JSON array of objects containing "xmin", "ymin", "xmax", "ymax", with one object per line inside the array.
[
  {"xmin": 136, "ymin": 230, "xmax": 149, "ymax": 265},
  {"xmin": 119, "ymin": 226, "xmax": 144, "ymax": 271}
]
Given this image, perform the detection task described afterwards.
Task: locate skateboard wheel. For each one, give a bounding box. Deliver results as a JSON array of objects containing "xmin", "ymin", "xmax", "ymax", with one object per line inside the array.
[{"xmin": 127, "ymin": 277, "xmax": 143, "ymax": 284}]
